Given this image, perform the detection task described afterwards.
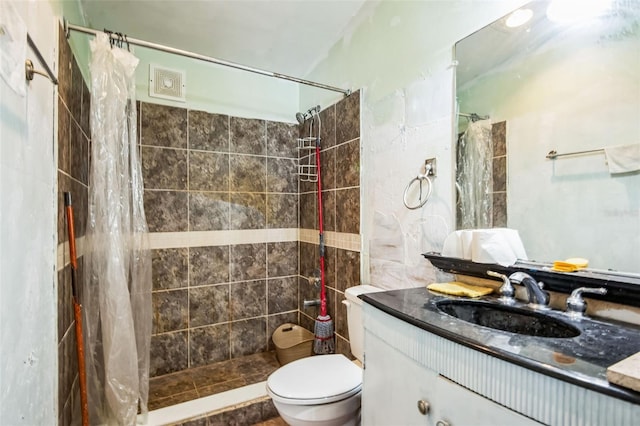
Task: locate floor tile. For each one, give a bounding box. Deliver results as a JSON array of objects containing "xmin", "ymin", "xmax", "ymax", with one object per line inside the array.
[
  {"xmin": 149, "ymin": 389, "xmax": 200, "ymax": 411},
  {"xmin": 149, "ymin": 371, "xmax": 197, "ymax": 400},
  {"xmin": 149, "ymin": 351, "xmax": 280, "ymax": 411}
]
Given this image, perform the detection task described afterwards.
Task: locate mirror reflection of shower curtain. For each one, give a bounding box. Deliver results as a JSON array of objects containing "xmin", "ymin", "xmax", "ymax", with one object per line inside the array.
[
  {"xmin": 456, "ymin": 119, "xmax": 493, "ymax": 229},
  {"xmin": 83, "ymin": 33, "xmax": 152, "ymax": 424}
]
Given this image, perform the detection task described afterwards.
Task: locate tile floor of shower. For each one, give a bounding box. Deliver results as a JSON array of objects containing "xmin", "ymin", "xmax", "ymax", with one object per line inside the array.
[{"xmin": 149, "ymin": 351, "xmax": 285, "ymax": 425}]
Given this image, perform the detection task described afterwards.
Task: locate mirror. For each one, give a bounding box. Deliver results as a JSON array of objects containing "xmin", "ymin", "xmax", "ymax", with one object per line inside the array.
[{"xmin": 454, "ymin": 0, "xmax": 640, "ymax": 274}]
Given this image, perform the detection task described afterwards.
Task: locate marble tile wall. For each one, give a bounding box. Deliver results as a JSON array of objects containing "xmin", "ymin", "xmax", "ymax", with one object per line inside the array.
[
  {"xmin": 142, "ymin": 102, "xmax": 301, "ymax": 376},
  {"xmin": 298, "ymin": 91, "xmax": 361, "ymax": 358},
  {"xmin": 492, "ymin": 121, "xmax": 507, "ymax": 227},
  {"xmin": 57, "ymin": 24, "xmax": 91, "ymax": 426}
]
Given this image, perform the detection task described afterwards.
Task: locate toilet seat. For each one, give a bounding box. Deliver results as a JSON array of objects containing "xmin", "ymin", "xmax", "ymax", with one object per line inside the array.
[{"xmin": 267, "ymin": 354, "xmax": 362, "ymax": 406}]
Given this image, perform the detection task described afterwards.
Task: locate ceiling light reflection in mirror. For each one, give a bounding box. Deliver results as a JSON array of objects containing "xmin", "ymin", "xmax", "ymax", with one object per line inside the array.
[
  {"xmin": 547, "ymin": 0, "xmax": 613, "ymax": 23},
  {"xmin": 506, "ymin": 8, "xmax": 533, "ymax": 28}
]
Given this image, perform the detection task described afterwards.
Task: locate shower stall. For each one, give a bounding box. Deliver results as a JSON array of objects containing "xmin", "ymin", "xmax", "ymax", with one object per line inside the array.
[{"xmin": 58, "ymin": 22, "xmax": 362, "ymax": 426}]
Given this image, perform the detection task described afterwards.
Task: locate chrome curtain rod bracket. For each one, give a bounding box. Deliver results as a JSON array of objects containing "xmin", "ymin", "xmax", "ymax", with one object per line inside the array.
[
  {"xmin": 63, "ymin": 20, "xmax": 351, "ymax": 96},
  {"xmin": 458, "ymin": 112, "xmax": 489, "ymax": 122},
  {"xmin": 25, "ymin": 34, "xmax": 58, "ymax": 85}
]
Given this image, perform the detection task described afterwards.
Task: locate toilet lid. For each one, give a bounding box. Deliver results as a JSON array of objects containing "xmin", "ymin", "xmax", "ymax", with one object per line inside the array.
[{"xmin": 267, "ymin": 354, "xmax": 362, "ymax": 405}]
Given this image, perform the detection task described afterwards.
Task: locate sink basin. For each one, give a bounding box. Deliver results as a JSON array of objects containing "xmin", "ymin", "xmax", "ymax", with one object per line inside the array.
[{"xmin": 436, "ymin": 300, "xmax": 580, "ymax": 338}]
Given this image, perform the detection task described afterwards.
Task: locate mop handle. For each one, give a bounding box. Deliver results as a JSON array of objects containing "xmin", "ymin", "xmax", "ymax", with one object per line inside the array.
[
  {"xmin": 315, "ymin": 142, "xmax": 328, "ymax": 317},
  {"xmin": 64, "ymin": 192, "xmax": 90, "ymax": 426},
  {"xmin": 64, "ymin": 192, "xmax": 78, "ymax": 294}
]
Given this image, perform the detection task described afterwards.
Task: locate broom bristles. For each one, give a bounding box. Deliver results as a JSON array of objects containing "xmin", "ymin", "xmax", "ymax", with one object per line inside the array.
[{"xmin": 313, "ymin": 314, "xmax": 335, "ymax": 355}]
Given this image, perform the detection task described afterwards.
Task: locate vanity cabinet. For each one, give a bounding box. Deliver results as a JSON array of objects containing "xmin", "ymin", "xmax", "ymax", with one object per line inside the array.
[
  {"xmin": 363, "ymin": 330, "xmax": 540, "ymax": 425},
  {"xmin": 361, "ymin": 302, "xmax": 640, "ymax": 426}
]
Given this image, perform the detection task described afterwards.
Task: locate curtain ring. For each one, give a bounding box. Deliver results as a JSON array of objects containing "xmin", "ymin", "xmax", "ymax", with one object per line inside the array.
[
  {"xmin": 104, "ymin": 29, "xmax": 114, "ymax": 48},
  {"xmin": 403, "ymin": 174, "xmax": 433, "ymax": 210}
]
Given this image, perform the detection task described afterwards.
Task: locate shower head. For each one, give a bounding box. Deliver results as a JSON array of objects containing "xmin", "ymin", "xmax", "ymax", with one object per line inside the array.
[{"xmin": 295, "ymin": 105, "xmax": 321, "ymax": 124}]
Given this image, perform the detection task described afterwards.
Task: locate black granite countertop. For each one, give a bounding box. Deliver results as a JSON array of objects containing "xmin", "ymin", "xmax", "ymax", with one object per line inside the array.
[{"xmin": 361, "ymin": 287, "xmax": 640, "ymax": 404}]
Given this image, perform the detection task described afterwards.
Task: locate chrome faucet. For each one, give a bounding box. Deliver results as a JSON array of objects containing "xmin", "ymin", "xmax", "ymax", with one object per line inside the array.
[
  {"xmin": 565, "ymin": 287, "xmax": 607, "ymax": 318},
  {"xmin": 487, "ymin": 271, "xmax": 515, "ymax": 305},
  {"xmin": 509, "ymin": 272, "xmax": 550, "ymax": 308}
]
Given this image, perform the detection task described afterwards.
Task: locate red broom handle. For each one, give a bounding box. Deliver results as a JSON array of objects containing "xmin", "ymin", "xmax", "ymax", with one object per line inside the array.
[
  {"xmin": 64, "ymin": 193, "xmax": 90, "ymax": 426},
  {"xmin": 315, "ymin": 143, "xmax": 328, "ymax": 317},
  {"xmin": 73, "ymin": 304, "xmax": 89, "ymax": 426},
  {"xmin": 65, "ymin": 206, "xmax": 77, "ymax": 271}
]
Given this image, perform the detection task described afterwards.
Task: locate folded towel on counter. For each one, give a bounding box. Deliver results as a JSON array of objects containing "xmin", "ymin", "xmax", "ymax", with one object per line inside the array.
[
  {"xmin": 427, "ymin": 281, "xmax": 493, "ymax": 298},
  {"xmin": 551, "ymin": 257, "xmax": 589, "ymax": 272},
  {"xmin": 604, "ymin": 143, "xmax": 640, "ymax": 174}
]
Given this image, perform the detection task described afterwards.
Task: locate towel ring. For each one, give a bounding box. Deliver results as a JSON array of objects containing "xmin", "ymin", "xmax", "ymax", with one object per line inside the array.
[{"xmin": 403, "ymin": 173, "xmax": 433, "ymax": 210}]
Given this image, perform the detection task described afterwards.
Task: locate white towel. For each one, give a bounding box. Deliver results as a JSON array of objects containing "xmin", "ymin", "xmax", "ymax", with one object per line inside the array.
[
  {"xmin": 604, "ymin": 144, "xmax": 640, "ymax": 174},
  {"xmin": 442, "ymin": 228, "xmax": 528, "ymax": 266}
]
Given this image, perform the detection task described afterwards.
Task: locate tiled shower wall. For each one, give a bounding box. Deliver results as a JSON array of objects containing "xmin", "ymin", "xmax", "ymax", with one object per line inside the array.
[
  {"xmin": 57, "ymin": 25, "xmax": 90, "ymax": 426},
  {"xmin": 142, "ymin": 103, "xmax": 301, "ymax": 376},
  {"xmin": 298, "ymin": 92, "xmax": 362, "ymax": 359},
  {"xmin": 146, "ymin": 91, "xmax": 362, "ymax": 376},
  {"xmin": 491, "ymin": 121, "xmax": 507, "ymax": 227}
]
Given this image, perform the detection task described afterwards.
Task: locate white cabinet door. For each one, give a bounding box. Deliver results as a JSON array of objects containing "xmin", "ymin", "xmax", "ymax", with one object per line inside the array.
[
  {"xmin": 432, "ymin": 376, "xmax": 542, "ymax": 426},
  {"xmin": 363, "ymin": 331, "xmax": 438, "ymax": 425},
  {"xmin": 363, "ymin": 330, "xmax": 542, "ymax": 426}
]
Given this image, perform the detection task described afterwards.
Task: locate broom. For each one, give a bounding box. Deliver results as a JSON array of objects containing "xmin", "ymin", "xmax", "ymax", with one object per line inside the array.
[
  {"xmin": 313, "ymin": 135, "xmax": 335, "ymax": 354},
  {"xmin": 64, "ymin": 192, "xmax": 90, "ymax": 426}
]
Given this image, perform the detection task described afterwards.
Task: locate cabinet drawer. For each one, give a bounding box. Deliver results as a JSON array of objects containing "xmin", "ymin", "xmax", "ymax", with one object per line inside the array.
[{"xmin": 433, "ymin": 375, "xmax": 542, "ymax": 426}]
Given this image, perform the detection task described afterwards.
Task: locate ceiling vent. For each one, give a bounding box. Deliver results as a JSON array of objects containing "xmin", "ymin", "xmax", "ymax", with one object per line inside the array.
[{"xmin": 149, "ymin": 64, "xmax": 186, "ymax": 102}]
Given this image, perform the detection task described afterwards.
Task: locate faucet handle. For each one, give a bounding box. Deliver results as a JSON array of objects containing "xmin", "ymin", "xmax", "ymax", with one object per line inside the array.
[
  {"xmin": 306, "ymin": 269, "xmax": 321, "ymax": 287},
  {"xmin": 487, "ymin": 270, "xmax": 515, "ymax": 304},
  {"xmin": 566, "ymin": 287, "xmax": 607, "ymax": 317}
]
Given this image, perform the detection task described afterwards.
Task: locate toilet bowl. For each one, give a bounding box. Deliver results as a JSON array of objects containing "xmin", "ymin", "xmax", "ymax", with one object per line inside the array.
[
  {"xmin": 266, "ymin": 285, "xmax": 383, "ymax": 426},
  {"xmin": 266, "ymin": 354, "xmax": 362, "ymax": 426}
]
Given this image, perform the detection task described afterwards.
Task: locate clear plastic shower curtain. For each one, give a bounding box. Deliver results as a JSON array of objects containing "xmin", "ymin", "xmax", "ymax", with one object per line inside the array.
[
  {"xmin": 456, "ymin": 119, "xmax": 493, "ymax": 229},
  {"xmin": 83, "ymin": 33, "xmax": 152, "ymax": 425}
]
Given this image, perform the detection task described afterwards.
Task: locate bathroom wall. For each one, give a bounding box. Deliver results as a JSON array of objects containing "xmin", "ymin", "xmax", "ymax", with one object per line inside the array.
[
  {"xmin": 56, "ymin": 23, "xmax": 91, "ymax": 425},
  {"xmin": 1, "ymin": 1, "xmax": 58, "ymax": 424},
  {"xmin": 300, "ymin": 0, "xmax": 528, "ymax": 289},
  {"xmin": 142, "ymin": 102, "xmax": 301, "ymax": 376},
  {"xmin": 298, "ymin": 91, "xmax": 362, "ymax": 358},
  {"xmin": 132, "ymin": 50, "xmax": 299, "ymax": 123},
  {"xmin": 55, "ymin": 4, "xmax": 299, "ymax": 124}
]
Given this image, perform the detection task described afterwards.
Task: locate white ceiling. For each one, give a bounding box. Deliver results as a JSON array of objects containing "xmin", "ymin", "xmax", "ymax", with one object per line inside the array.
[{"xmin": 79, "ymin": 0, "xmax": 369, "ymax": 77}]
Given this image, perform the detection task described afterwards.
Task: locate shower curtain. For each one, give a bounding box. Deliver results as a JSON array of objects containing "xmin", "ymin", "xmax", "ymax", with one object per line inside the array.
[
  {"xmin": 456, "ymin": 119, "xmax": 493, "ymax": 229},
  {"xmin": 83, "ymin": 33, "xmax": 152, "ymax": 424}
]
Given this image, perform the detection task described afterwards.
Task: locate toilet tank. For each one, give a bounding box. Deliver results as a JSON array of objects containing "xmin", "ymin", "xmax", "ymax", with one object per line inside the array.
[{"xmin": 344, "ymin": 285, "xmax": 384, "ymax": 363}]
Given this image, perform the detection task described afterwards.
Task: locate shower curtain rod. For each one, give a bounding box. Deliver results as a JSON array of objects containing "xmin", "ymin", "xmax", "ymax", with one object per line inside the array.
[
  {"xmin": 458, "ymin": 112, "xmax": 489, "ymax": 121},
  {"xmin": 64, "ymin": 20, "xmax": 351, "ymax": 96}
]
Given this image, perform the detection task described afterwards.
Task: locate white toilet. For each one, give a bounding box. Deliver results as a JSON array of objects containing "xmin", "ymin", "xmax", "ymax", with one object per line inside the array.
[{"xmin": 266, "ymin": 285, "xmax": 383, "ymax": 426}]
